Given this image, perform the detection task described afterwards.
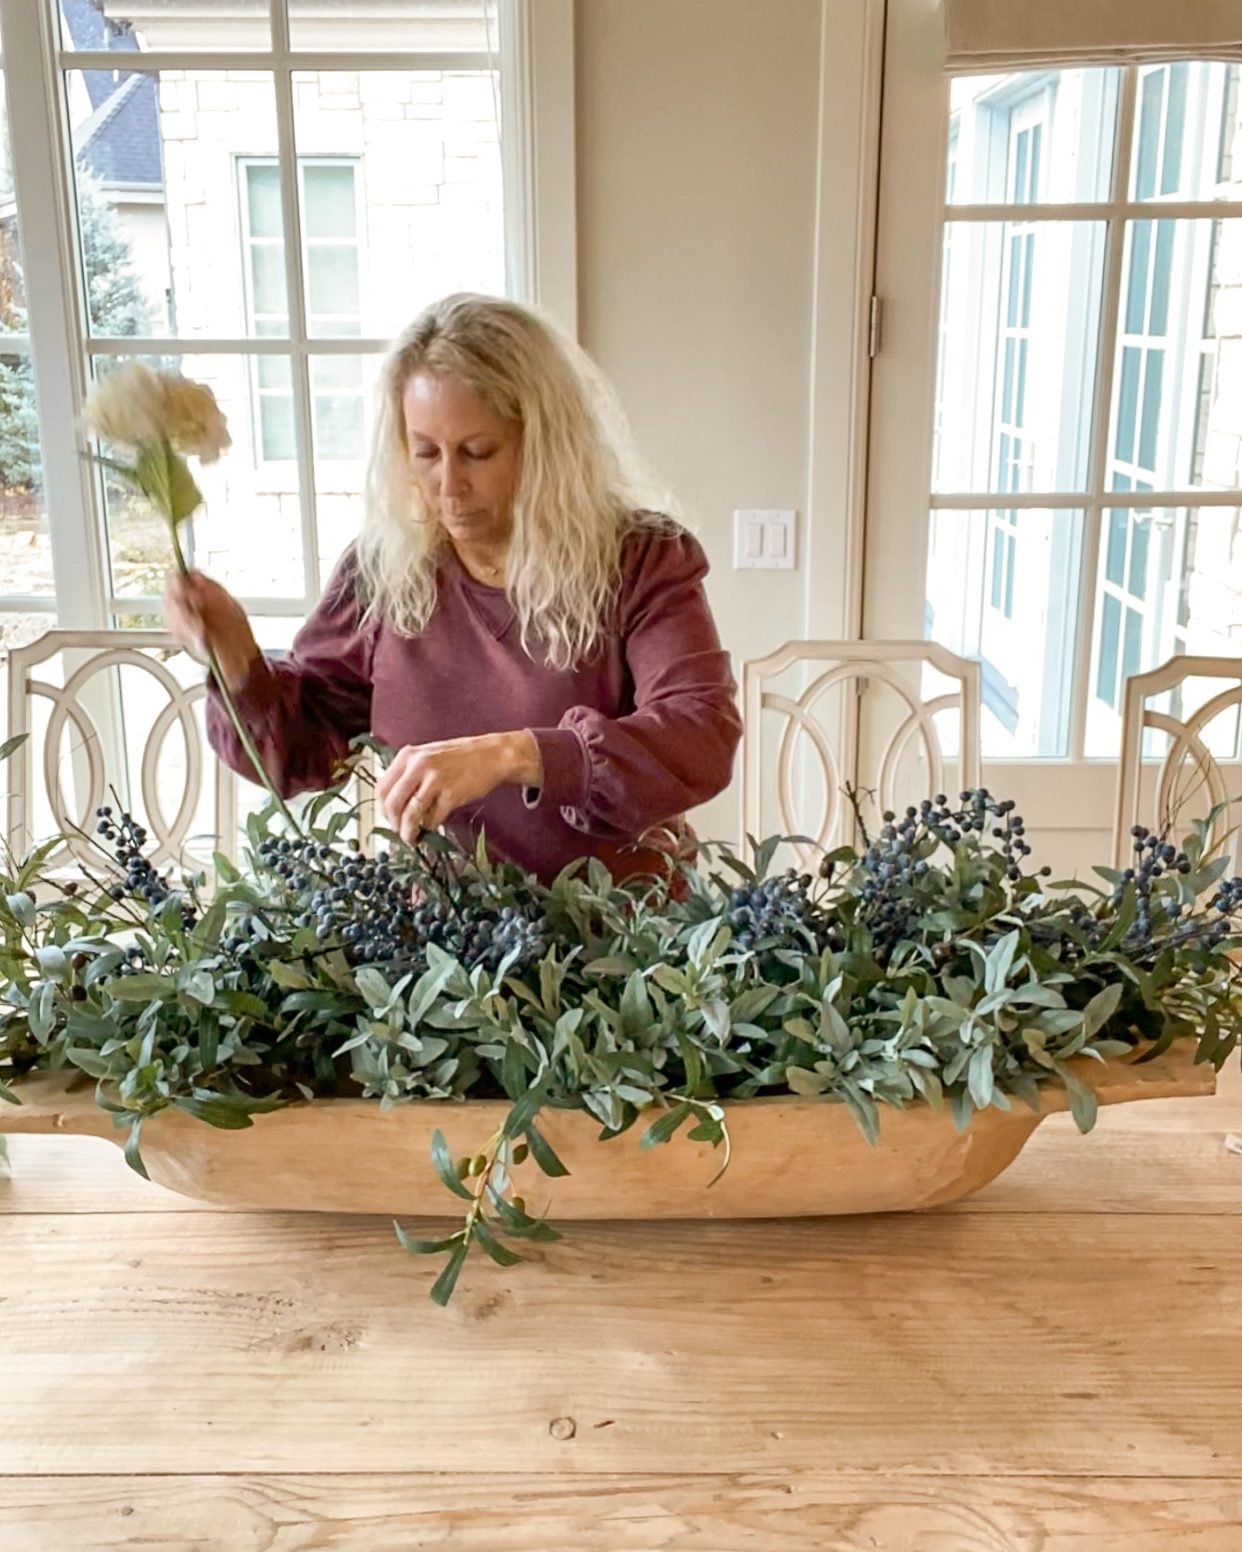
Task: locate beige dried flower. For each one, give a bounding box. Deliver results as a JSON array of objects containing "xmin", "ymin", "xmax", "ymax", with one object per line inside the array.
[
  {"xmin": 81, "ymin": 361, "xmax": 165, "ymax": 451},
  {"xmin": 159, "ymin": 373, "xmax": 231, "ymax": 464}
]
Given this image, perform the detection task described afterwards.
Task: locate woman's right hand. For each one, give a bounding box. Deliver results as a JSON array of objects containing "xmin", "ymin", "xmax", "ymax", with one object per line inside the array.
[{"xmin": 163, "ymin": 570, "xmax": 262, "ymax": 690}]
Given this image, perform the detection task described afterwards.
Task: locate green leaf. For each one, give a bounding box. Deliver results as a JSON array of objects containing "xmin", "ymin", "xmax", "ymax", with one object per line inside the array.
[
  {"xmin": 786, "ymin": 1064, "xmax": 829, "ymax": 1096},
  {"xmin": 841, "ymin": 1084, "xmax": 879, "ymax": 1145},
  {"xmin": 639, "ymin": 1100, "xmax": 694, "ymax": 1148},
  {"xmin": 174, "ymin": 1094, "xmax": 256, "ymax": 1129},
  {"xmin": 107, "ymin": 974, "xmax": 174, "ymax": 1003},
  {"xmin": 967, "ymin": 1045, "xmax": 994, "ymax": 1109},
  {"xmin": 751, "ymin": 835, "xmax": 780, "ymax": 880},
  {"xmin": 429, "ymin": 1128, "xmax": 475, "ymax": 1201},
  {"xmin": 212, "ymin": 851, "xmax": 240, "ymax": 884},
  {"xmin": 35, "ymin": 945, "xmax": 68, "ymax": 978},
  {"xmin": 183, "ymin": 969, "xmax": 215, "ymax": 1006},
  {"xmin": 393, "ymin": 1224, "xmax": 462, "ymax": 1256},
  {"xmin": 355, "ymin": 967, "xmax": 392, "ymax": 1008},
  {"xmin": 501, "ymin": 1083, "xmax": 547, "ymax": 1141},
  {"xmin": 27, "ymin": 980, "xmax": 55, "ymax": 1041},
  {"xmin": 407, "ymin": 957, "xmax": 456, "ymax": 1026},
  {"xmin": 123, "ymin": 1116, "xmax": 150, "ymax": 1180},
  {"xmin": 0, "ymin": 732, "xmax": 30, "ymax": 763},
  {"xmin": 474, "ymin": 1219, "xmax": 525, "ymax": 1267},
  {"xmin": 5, "ymin": 892, "xmax": 35, "ymax": 929},
  {"xmin": 984, "ymin": 929, "xmax": 1020, "ymax": 995},
  {"xmin": 525, "ymin": 1120, "xmax": 570, "ymax": 1177},
  {"xmin": 429, "ymin": 1241, "xmax": 469, "ymax": 1306},
  {"xmin": 1082, "ymin": 983, "xmax": 1123, "ymax": 1038},
  {"xmin": 1058, "ymin": 1067, "xmax": 1099, "ymax": 1134},
  {"xmin": 268, "ymin": 960, "xmax": 313, "ymax": 990}
]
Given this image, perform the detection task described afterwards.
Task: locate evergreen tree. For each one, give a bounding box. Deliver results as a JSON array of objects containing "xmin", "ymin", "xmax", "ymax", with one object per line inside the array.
[{"xmin": 0, "ymin": 170, "xmax": 154, "ymax": 491}]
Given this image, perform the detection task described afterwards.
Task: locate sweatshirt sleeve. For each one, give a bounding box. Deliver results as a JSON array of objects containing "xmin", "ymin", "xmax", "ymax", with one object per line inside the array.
[
  {"xmin": 205, "ymin": 547, "xmax": 375, "ymax": 797},
  {"xmin": 524, "ymin": 528, "xmax": 742, "ymax": 841}
]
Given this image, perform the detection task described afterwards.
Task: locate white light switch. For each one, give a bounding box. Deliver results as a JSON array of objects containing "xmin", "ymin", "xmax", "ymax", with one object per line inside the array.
[{"xmin": 733, "ymin": 509, "xmax": 797, "ymax": 569}]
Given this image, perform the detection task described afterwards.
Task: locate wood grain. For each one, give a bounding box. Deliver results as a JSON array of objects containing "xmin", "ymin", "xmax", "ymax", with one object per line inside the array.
[
  {"xmin": 2, "ymin": 1210, "xmax": 1241, "ymax": 1477},
  {"xmin": 4, "ymin": 1063, "xmax": 1240, "ymax": 1546},
  {"xmin": 4, "ymin": 1061, "xmax": 1239, "ymax": 1216},
  {"xmin": 2, "ymin": 1472, "xmax": 1241, "ymax": 1551}
]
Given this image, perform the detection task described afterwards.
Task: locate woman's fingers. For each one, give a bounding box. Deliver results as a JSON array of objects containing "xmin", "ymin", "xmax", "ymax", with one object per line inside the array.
[
  {"xmin": 399, "ymin": 778, "xmax": 439, "ymax": 846},
  {"xmin": 162, "ymin": 571, "xmax": 207, "ymax": 658},
  {"xmin": 378, "ymin": 758, "xmax": 423, "ymax": 829},
  {"xmin": 378, "ymin": 754, "xmax": 442, "ymax": 841}
]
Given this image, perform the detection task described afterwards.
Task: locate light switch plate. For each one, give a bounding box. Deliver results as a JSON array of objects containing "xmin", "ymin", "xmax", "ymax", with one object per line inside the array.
[{"xmin": 733, "ymin": 509, "xmax": 797, "ymax": 569}]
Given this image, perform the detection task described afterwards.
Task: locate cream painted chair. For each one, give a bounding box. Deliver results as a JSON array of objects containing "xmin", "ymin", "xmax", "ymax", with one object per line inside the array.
[
  {"xmin": 4, "ymin": 628, "xmax": 375, "ymax": 873},
  {"xmin": 739, "ymin": 639, "xmax": 982, "ymax": 865},
  {"xmin": 1113, "ymin": 653, "xmax": 1242, "ymax": 872}
]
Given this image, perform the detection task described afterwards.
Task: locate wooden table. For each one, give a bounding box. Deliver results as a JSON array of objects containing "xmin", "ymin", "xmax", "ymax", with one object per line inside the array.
[{"xmin": 2, "ymin": 1066, "xmax": 1240, "ymax": 1550}]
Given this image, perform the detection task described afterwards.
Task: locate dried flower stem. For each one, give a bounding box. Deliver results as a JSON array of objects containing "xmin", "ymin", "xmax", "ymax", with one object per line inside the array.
[{"xmin": 166, "ymin": 523, "xmax": 299, "ymax": 833}]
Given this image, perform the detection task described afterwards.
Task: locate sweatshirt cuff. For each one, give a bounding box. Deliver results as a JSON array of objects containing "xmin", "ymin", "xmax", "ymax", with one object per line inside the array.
[
  {"xmin": 523, "ymin": 726, "xmax": 590, "ymax": 812},
  {"xmin": 209, "ymin": 653, "xmax": 278, "ymax": 719}
]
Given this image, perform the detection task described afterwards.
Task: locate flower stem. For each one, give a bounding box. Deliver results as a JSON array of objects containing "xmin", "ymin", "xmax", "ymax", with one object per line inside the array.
[{"xmin": 168, "ymin": 523, "xmax": 300, "ymax": 833}]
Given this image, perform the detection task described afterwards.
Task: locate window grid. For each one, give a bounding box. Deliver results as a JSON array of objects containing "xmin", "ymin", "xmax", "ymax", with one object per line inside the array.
[
  {"xmin": 0, "ymin": 0, "xmax": 523, "ymax": 632},
  {"xmin": 239, "ymin": 155, "xmax": 366, "ymax": 468},
  {"xmin": 935, "ymin": 60, "xmax": 1242, "ymax": 760}
]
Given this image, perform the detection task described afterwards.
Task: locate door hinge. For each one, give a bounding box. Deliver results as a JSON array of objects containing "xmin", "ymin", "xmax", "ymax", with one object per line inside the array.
[{"xmin": 868, "ymin": 294, "xmax": 882, "ymax": 358}]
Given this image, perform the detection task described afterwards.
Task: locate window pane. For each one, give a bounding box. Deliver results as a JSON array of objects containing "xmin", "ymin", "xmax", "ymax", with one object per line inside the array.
[
  {"xmin": 92, "ymin": 354, "xmax": 306, "ymax": 599},
  {"xmin": 256, "ymin": 353, "xmax": 292, "ymax": 392},
  {"xmin": 1110, "ymin": 220, "xmax": 1242, "ymax": 495},
  {"xmin": 245, "ymin": 162, "xmax": 283, "ymax": 239},
  {"xmin": 1135, "ymin": 69, "xmax": 1164, "ymax": 200},
  {"xmin": 0, "ymin": 354, "xmax": 51, "ymax": 599},
  {"xmin": 948, "ymin": 70, "xmax": 1119, "ymax": 205},
  {"xmin": 0, "ymin": 72, "xmax": 28, "ymax": 332},
  {"xmin": 313, "ymin": 355, "xmax": 382, "ymax": 581},
  {"xmin": 249, "ymin": 243, "xmax": 289, "ymax": 318},
  {"xmin": 303, "ymin": 164, "xmax": 358, "ymax": 240},
  {"xmin": 58, "ymin": 1, "xmax": 270, "ymax": 51},
  {"xmin": 925, "ymin": 507, "xmax": 1083, "ymax": 757},
  {"xmin": 933, "ymin": 221, "xmax": 1105, "ymax": 494},
  {"xmin": 0, "ymin": 50, "xmax": 49, "ymax": 605},
  {"xmin": 306, "ymin": 245, "xmax": 361, "ymax": 318},
  {"xmin": 1131, "ymin": 63, "xmax": 1240, "ymax": 201},
  {"xmin": 1084, "ymin": 506, "xmax": 1242, "ymax": 756},
  {"xmin": 0, "ymin": 68, "xmax": 51, "ymax": 602},
  {"xmin": 314, "ymin": 395, "xmax": 365, "ymax": 461},
  {"xmin": 1105, "ymin": 507, "xmax": 1128, "ymax": 586},
  {"xmin": 1096, "ymin": 592, "xmax": 1121, "ymax": 707},
  {"xmin": 259, "ymin": 393, "xmax": 295, "ymax": 462},
  {"xmin": 287, "ymin": 1, "xmax": 499, "ymax": 52},
  {"xmin": 68, "ymin": 71, "xmax": 287, "ymax": 339},
  {"xmin": 293, "ymin": 71, "xmax": 505, "ymax": 338}
]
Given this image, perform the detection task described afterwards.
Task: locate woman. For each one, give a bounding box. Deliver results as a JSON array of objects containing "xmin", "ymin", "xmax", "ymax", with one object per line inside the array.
[{"xmin": 163, "ymin": 293, "xmax": 742, "ymax": 883}]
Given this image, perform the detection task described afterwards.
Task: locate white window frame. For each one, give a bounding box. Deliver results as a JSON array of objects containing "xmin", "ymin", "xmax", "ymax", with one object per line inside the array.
[
  {"xmin": 0, "ymin": 0, "xmax": 575, "ymax": 633},
  {"xmin": 237, "ymin": 153, "xmax": 367, "ymax": 475},
  {"xmin": 866, "ymin": 0, "xmax": 1242, "ymax": 856}
]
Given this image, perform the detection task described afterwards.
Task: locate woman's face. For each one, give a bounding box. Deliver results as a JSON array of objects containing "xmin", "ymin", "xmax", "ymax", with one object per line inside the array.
[{"xmin": 401, "ymin": 370, "xmax": 522, "ymax": 547}]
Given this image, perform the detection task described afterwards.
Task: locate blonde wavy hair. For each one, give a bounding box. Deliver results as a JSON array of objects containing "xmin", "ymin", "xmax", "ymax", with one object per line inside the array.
[{"xmin": 356, "ymin": 293, "xmax": 678, "ymax": 670}]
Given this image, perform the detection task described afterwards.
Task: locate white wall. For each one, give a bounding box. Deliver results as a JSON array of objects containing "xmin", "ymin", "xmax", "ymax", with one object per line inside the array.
[{"xmin": 574, "ymin": 0, "xmax": 830, "ymax": 847}]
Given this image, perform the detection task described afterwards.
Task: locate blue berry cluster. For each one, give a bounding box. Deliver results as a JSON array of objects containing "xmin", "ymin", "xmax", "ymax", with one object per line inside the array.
[
  {"xmin": 839, "ymin": 789, "xmax": 1051, "ymax": 958},
  {"xmin": 727, "ymin": 869, "xmax": 830, "ymax": 953},
  {"xmin": 1114, "ymin": 824, "xmax": 1237, "ymax": 951},
  {"xmin": 251, "ymin": 834, "xmax": 548, "ymax": 975},
  {"xmin": 95, "ymin": 805, "xmax": 196, "ymax": 929}
]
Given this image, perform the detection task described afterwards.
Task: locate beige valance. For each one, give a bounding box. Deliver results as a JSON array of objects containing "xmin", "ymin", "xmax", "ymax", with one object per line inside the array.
[{"xmin": 944, "ymin": 0, "xmax": 1242, "ymax": 73}]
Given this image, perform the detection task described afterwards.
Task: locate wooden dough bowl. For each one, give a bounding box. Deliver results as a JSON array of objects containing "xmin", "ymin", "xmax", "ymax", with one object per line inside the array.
[{"xmin": 0, "ymin": 1044, "xmax": 1216, "ymax": 1218}]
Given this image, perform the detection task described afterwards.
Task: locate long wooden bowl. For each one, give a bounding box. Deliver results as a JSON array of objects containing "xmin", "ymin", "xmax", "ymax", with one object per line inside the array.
[{"xmin": 0, "ymin": 1044, "xmax": 1216, "ymax": 1218}]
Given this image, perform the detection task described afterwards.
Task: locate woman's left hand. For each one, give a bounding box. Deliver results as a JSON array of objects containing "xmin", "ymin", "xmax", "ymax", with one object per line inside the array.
[{"xmin": 376, "ymin": 730, "xmax": 542, "ymax": 844}]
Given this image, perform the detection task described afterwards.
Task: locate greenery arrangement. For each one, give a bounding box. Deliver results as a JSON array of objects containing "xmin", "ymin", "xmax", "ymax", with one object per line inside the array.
[{"xmin": 2, "ymin": 741, "xmax": 1241, "ymax": 1304}]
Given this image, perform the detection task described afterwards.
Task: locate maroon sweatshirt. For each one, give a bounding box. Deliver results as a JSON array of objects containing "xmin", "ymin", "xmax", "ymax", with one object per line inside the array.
[{"xmin": 206, "ymin": 525, "xmax": 742, "ymax": 882}]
